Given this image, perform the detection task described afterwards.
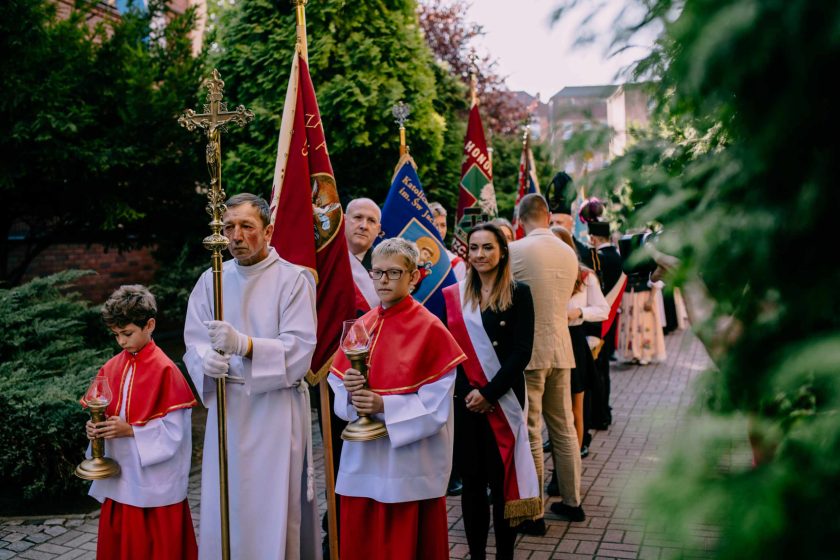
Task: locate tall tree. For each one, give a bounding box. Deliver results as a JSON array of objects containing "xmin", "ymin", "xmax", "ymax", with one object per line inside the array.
[
  {"xmin": 214, "ymin": 0, "xmax": 450, "ymax": 206},
  {"xmin": 0, "ymin": 0, "xmax": 207, "ymax": 285},
  {"xmin": 417, "ymin": 0, "xmax": 529, "ymax": 135}
]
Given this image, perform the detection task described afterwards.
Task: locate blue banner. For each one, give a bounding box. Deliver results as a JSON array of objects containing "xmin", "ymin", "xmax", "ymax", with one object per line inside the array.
[{"xmin": 378, "ymin": 155, "xmax": 457, "ymax": 320}]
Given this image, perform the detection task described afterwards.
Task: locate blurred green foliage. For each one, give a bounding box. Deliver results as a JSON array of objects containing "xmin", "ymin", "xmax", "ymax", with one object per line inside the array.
[
  {"xmin": 556, "ymin": 0, "xmax": 840, "ymax": 555},
  {"xmin": 0, "ymin": 271, "xmax": 112, "ymax": 512}
]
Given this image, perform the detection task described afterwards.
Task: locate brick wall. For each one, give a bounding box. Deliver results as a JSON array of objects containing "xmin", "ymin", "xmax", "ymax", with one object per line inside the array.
[{"xmin": 14, "ymin": 244, "xmax": 159, "ymax": 303}]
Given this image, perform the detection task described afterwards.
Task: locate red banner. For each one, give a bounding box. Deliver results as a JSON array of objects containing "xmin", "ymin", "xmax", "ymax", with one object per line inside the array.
[
  {"xmin": 269, "ymin": 53, "xmax": 355, "ymax": 380},
  {"xmin": 453, "ymin": 103, "xmax": 497, "ymax": 257}
]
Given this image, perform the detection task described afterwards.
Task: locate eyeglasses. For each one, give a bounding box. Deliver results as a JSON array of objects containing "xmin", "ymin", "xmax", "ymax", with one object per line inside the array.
[{"xmin": 368, "ymin": 268, "xmax": 406, "ymax": 280}]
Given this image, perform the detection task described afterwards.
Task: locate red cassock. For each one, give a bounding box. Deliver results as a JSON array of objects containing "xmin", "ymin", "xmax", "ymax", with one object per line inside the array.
[
  {"xmin": 331, "ymin": 296, "xmax": 466, "ymax": 560},
  {"xmin": 339, "ymin": 495, "xmax": 449, "ymax": 560},
  {"xmin": 88, "ymin": 341, "xmax": 198, "ymax": 560},
  {"xmin": 98, "ymin": 498, "xmax": 197, "ymax": 560}
]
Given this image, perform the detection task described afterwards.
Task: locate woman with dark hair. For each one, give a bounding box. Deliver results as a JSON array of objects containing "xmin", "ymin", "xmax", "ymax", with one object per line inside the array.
[{"xmin": 443, "ymin": 223, "xmax": 541, "ymax": 560}]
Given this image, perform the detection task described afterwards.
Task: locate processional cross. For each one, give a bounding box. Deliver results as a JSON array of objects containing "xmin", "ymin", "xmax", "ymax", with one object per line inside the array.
[{"xmin": 178, "ymin": 68, "xmax": 253, "ymax": 560}]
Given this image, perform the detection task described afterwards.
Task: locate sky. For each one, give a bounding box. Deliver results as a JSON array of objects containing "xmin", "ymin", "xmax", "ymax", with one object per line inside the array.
[{"xmin": 465, "ymin": 0, "xmax": 658, "ymax": 100}]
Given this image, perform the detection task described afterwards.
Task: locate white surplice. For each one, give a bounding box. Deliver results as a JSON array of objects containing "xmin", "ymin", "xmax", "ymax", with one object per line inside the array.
[
  {"xmin": 349, "ymin": 249, "xmax": 379, "ymax": 309},
  {"xmin": 183, "ymin": 248, "xmax": 320, "ymax": 560},
  {"xmin": 88, "ymin": 364, "xmax": 192, "ymax": 508},
  {"xmin": 327, "ymin": 370, "xmax": 456, "ymax": 503}
]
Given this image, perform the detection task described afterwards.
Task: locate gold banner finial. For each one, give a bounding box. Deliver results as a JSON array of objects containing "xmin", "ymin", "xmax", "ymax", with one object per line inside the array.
[
  {"xmin": 392, "ymin": 101, "xmax": 411, "ymax": 156},
  {"xmin": 292, "ymin": 0, "xmax": 309, "ymax": 61}
]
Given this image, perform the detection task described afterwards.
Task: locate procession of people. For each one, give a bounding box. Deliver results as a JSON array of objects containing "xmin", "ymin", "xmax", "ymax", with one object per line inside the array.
[
  {"xmin": 76, "ymin": 5, "xmax": 690, "ymax": 558},
  {"xmin": 84, "ymin": 177, "xmax": 687, "ymax": 560}
]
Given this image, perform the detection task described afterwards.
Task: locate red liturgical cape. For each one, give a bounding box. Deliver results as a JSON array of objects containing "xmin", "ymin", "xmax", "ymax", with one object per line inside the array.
[
  {"xmin": 86, "ymin": 341, "xmax": 196, "ymax": 426},
  {"xmin": 331, "ymin": 296, "xmax": 466, "ymax": 396}
]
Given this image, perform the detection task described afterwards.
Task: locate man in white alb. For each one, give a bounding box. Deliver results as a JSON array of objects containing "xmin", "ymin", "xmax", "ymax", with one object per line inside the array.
[
  {"xmin": 345, "ymin": 197, "xmax": 381, "ymax": 312},
  {"xmin": 184, "ymin": 193, "xmax": 320, "ymax": 560}
]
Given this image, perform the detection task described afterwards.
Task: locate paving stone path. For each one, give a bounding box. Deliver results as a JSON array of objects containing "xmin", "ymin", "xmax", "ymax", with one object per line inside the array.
[{"xmin": 1, "ymin": 328, "xmax": 712, "ymax": 559}]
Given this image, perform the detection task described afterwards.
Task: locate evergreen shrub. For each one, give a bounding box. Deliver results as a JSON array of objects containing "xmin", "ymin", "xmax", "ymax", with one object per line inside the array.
[
  {"xmin": 0, "ymin": 271, "xmax": 113, "ymax": 512},
  {"xmin": 151, "ymin": 245, "xmax": 207, "ymax": 330}
]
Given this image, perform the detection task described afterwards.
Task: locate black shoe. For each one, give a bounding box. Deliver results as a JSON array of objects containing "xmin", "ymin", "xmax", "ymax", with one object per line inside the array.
[
  {"xmin": 550, "ymin": 502, "xmax": 585, "ymax": 522},
  {"xmin": 516, "ymin": 518, "xmax": 547, "ymax": 536},
  {"xmin": 580, "ymin": 445, "xmax": 590, "ymax": 458},
  {"xmin": 546, "ymin": 470, "xmax": 560, "ymax": 497},
  {"xmin": 447, "ymin": 477, "xmax": 463, "ymax": 496},
  {"xmin": 542, "ymin": 439, "xmax": 552, "ymax": 453}
]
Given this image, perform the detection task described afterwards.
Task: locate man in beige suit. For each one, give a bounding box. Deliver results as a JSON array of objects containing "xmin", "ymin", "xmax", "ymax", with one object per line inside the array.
[{"xmin": 510, "ymin": 193, "xmax": 584, "ymax": 532}]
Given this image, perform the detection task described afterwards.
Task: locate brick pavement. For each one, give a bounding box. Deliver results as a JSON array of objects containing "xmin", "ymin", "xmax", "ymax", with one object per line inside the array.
[{"xmin": 0, "ymin": 329, "xmax": 711, "ymax": 559}]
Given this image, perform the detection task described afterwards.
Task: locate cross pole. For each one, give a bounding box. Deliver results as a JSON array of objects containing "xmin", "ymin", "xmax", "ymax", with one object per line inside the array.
[{"xmin": 178, "ymin": 68, "xmax": 253, "ymax": 560}]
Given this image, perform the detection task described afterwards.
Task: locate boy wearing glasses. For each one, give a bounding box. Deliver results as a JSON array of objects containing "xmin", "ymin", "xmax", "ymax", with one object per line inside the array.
[{"xmin": 329, "ymin": 238, "xmax": 466, "ymax": 560}]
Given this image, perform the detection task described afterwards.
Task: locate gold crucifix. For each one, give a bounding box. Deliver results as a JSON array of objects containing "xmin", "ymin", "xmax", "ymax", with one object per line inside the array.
[{"xmin": 178, "ymin": 68, "xmax": 253, "ymax": 560}]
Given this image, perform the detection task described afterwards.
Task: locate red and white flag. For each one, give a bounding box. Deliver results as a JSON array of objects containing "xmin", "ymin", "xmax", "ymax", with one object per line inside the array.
[
  {"xmin": 511, "ymin": 135, "xmax": 540, "ymax": 239},
  {"xmin": 453, "ymin": 103, "xmax": 497, "ymax": 258}
]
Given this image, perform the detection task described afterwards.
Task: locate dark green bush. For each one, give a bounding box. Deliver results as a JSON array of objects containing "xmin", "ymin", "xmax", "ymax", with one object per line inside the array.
[
  {"xmin": 151, "ymin": 244, "xmax": 208, "ymax": 330},
  {"xmin": 0, "ymin": 271, "xmax": 113, "ymax": 512}
]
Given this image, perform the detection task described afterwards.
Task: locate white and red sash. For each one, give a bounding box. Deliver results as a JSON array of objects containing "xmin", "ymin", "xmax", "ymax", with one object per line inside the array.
[
  {"xmin": 443, "ymin": 283, "xmax": 541, "ymax": 524},
  {"xmin": 601, "ymin": 272, "xmax": 627, "ymax": 337},
  {"xmin": 349, "ymin": 250, "xmax": 378, "ymax": 313}
]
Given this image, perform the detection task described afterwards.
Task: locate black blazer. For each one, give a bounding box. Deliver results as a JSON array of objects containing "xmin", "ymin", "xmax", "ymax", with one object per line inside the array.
[
  {"xmin": 593, "ymin": 245, "xmax": 623, "ymax": 294},
  {"xmin": 449, "ymin": 281, "xmax": 535, "ymax": 408}
]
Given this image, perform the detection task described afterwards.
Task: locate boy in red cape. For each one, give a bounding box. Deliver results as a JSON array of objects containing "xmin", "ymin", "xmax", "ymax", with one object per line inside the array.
[
  {"xmin": 84, "ymin": 285, "xmax": 197, "ymax": 560},
  {"xmin": 329, "ymin": 238, "xmax": 466, "ymax": 560}
]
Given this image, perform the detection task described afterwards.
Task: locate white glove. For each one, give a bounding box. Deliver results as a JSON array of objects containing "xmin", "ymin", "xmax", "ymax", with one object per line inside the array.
[
  {"xmin": 205, "ymin": 320, "xmax": 250, "ymax": 356},
  {"xmin": 202, "ymin": 349, "xmax": 231, "ymax": 379}
]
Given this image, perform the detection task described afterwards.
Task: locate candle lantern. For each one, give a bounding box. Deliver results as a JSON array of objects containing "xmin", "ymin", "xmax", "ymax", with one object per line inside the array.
[
  {"xmin": 340, "ymin": 319, "xmax": 388, "ymax": 442},
  {"xmin": 75, "ymin": 376, "xmax": 121, "ymax": 480}
]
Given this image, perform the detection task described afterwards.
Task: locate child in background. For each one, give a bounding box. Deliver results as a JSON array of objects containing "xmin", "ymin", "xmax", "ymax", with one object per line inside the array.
[{"xmin": 85, "ymin": 285, "xmax": 197, "ymax": 560}]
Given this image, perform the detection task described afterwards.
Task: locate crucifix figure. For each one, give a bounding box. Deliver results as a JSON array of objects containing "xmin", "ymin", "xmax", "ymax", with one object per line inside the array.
[{"xmin": 178, "ymin": 68, "xmax": 253, "ymax": 560}]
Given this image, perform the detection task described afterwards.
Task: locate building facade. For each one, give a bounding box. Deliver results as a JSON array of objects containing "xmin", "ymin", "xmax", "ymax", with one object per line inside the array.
[{"xmin": 546, "ymin": 84, "xmax": 652, "ymax": 176}]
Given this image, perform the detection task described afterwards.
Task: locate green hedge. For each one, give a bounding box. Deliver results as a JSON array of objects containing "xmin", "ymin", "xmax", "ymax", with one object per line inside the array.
[{"xmin": 0, "ymin": 271, "xmax": 112, "ymax": 511}]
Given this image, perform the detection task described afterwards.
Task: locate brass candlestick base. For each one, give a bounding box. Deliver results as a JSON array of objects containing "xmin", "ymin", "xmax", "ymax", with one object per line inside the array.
[
  {"xmin": 341, "ymin": 351, "xmax": 388, "ymax": 442},
  {"xmin": 76, "ymin": 404, "xmax": 120, "ymax": 481},
  {"xmin": 76, "ymin": 457, "xmax": 121, "ymax": 480}
]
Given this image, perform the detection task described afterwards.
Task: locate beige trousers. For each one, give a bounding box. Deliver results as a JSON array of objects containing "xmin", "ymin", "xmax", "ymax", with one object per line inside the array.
[{"xmin": 525, "ymin": 367, "xmax": 582, "ymax": 511}]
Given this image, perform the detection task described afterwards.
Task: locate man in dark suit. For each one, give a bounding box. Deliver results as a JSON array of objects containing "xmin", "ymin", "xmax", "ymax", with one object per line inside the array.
[{"xmin": 585, "ymin": 220, "xmax": 625, "ymax": 429}]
